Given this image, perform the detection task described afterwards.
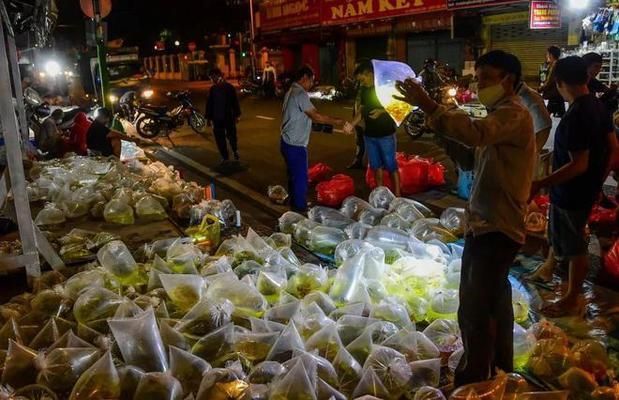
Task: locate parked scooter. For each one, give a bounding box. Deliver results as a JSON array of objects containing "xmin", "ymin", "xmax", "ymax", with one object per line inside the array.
[
  {"xmin": 134, "ymin": 91, "xmax": 207, "ymax": 139},
  {"xmin": 24, "ymin": 87, "xmax": 83, "ymax": 134}
]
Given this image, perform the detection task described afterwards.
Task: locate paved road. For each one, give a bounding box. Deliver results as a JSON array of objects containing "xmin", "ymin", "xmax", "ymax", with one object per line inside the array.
[{"xmin": 146, "ymin": 80, "xmax": 458, "ymax": 204}]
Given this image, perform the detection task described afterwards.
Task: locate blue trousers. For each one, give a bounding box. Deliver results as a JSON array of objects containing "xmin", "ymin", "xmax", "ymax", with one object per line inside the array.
[{"xmin": 280, "ymin": 139, "xmax": 308, "ymax": 212}]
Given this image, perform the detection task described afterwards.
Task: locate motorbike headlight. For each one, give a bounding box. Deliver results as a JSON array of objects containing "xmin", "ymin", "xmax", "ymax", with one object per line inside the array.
[
  {"xmin": 109, "ymin": 94, "xmax": 118, "ymax": 103},
  {"xmin": 142, "ymin": 89, "xmax": 154, "ymax": 99},
  {"xmin": 448, "ymin": 87, "xmax": 457, "ymax": 97}
]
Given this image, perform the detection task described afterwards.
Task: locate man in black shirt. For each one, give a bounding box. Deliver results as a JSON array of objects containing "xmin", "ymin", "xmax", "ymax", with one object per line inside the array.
[
  {"xmin": 583, "ymin": 52, "xmax": 617, "ymax": 114},
  {"xmin": 86, "ymin": 108, "xmax": 136, "ymax": 157},
  {"xmin": 530, "ymin": 56, "xmax": 617, "ymax": 316},
  {"xmin": 206, "ymin": 68, "xmax": 241, "ymax": 163},
  {"xmin": 352, "ymin": 61, "xmax": 400, "ymax": 196}
]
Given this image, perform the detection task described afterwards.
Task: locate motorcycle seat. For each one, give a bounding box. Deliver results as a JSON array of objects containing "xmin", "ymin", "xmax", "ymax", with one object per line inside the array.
[{"xmin": 140, "ymin": 105, "xmax": 167, "ymax": 114}]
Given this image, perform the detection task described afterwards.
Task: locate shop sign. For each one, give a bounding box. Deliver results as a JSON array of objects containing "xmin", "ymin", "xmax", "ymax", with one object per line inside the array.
[
  {"xmin": 529, "ymin": 0, "xmax": 561, "ymax": 30},
  {"xmin": 447, "ymin": 0, "xmax": 522, "ymax": 10},
  {"xmin": 321, "ymin": 0, "xmax": 447, "ymax": 26},
  {"xmin": 260, "ymin": 0, "xmax": 321, "ymax": 31}
]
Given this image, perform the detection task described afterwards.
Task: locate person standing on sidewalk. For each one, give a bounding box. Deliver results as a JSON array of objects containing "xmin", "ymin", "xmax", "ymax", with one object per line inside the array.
[
  {"xmin": 396, "ymin": 50, "xmax": 536, "ymax": 386},
  {"xmin": 352, "ymin": 61, "xmax": 401, "ymax": 196},
  {"xmin": 281, "ymin": 65, "xmax": 351, "ymax": 212},
  {"xmin": 206, "ymin": 68, "xmax": 241, "ymax": 163},
  {"xmin": 528, "ymin": 56, "xmax": 617, "ymax": 316},
  {"xmin": 539, "ymin": 46, "xmax": 566, "ymax": 117}
]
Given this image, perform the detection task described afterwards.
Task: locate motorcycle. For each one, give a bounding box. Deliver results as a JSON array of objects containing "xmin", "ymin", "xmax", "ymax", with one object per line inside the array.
[
  {"xmin": 134, "ymin": 91, "xmax": 207, "ymax": 139},
  {"xmin": 24, "ymin": 87, "xmax": 83, "ymax": 134}
]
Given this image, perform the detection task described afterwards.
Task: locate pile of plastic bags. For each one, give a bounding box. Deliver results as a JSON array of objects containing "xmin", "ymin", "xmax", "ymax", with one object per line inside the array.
[
  {"xmin": 29, "ymin": 156, "xmax": 208, "ymax": 228},
  {"xmin": 0, "ymin": 219, "xmax": 612, "ymax": 399}
]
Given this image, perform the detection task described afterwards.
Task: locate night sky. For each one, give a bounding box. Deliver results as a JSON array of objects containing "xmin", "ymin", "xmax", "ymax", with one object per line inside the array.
[{"xmin": 55, "ymin": 0, "xmax": 248, "ymax": 53}]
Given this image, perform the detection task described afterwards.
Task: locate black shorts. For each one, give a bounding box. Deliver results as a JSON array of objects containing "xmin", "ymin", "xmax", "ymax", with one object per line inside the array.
[{"xmin": 548, "ymin": 204, "xmax": 591, "ymax": 259}]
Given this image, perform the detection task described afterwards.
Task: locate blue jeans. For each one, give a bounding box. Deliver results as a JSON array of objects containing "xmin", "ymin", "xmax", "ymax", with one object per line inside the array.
[
  {"xmin": 365, "ymin": 134, "xmax": 397, "ymax": 172},
  {"xmin": 280, "ymin": 139, "xmax": 308, "ymax": 212}
]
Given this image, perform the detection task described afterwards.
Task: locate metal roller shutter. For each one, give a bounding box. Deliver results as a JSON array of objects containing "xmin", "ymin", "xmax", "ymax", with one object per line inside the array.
[{"xmin": 490, "ymin": 23, "xmax": 568, "ymax": 81}]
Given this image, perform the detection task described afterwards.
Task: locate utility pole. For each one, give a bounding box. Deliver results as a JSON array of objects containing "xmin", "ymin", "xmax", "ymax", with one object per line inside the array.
[
  {"xmin": 92, "ymin": 0, "xmax": 110, "ymax": 107},
  {"xmin": 248, "ymin": 0, "xmax": 257, "ymax": 78}
]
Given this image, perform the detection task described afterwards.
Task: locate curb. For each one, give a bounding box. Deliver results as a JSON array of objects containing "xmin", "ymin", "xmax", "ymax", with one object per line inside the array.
[{"xmin": 151, "ymin": 147, "xmax": 288, "ymax": 218}]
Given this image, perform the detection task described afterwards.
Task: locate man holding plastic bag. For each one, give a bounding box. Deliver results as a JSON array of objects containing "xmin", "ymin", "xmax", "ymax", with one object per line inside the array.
[
  {"xmin": 280, "ymin": 65, "xmax": 352, "ymax": 212},
  {"xmin": 352, "ymin": 61, "xmax": 401, "ymax": 197},
  {"xmin": 395, "ymin": 50, "xmax": 536, "ymax": 386}
]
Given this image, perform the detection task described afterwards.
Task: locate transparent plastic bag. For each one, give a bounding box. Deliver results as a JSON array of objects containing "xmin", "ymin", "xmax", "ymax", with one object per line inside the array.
[
  {"xmin": 63, "ymin": 269, "xmax": 107, "ymax": 300},
  {"xmin": 136, "ymin": 195, "xmax": 167, "ymax": 221},
  {"xmin": 73, "ymin": 287, "xmax": 123, "ymax": 330},
  {"xmin": 369, "ymin": 186, "xmax": 396, "ymax": 210},
  {"xmin": 422, "ymin": 319, "xmax": 462, "ymax": 353},
  {"xmin": 279, "ymin": 211, "xmax": 305, "ymax": 235},
  {"xmin": 345, "ymin": 222, "xmax": 372, "ymax": 240},
  {"xmin": 248, "ymin": 360, "xmax": 287, "ymax": 384},
  {"xmin": 265, "ymin": 300, "xmax": 300, "ymax": 325},
  {"xmin": 169, "ymin": 345, "xmax": 211, "ymax": 395},
  {"xmin": 34, "ymin": 203, "xmax": 66, "ymax": 226},
  {"xmin": 346, "ymin": 328, "xmax": 374, "ymax": 365},
  {"xmin": 372, "ymin": 59, "xmax": 415, "ymax": 126},
  {"xmin": 302, "ymin": 292, "xmax": 336, "ymax": 316},
  {"xmin": 292, "ymin": 349, "xmax": 339, "ymax": 389},
  {"xmin": 412, "ymin": 218, "xmax": 458, "ymax": 243},
  {"xmin": 308, "ymin": 206, "xmax": 354, "ymax": 229},
  {"xmin": 108, "ymin": 308, "xmax": 168, "ymax": 372},
  {"xmin": 333, "ymin": 346, "xmax": 363, "ymax": 394},
  {"xmin": 440, "ymin": 207, "xmax": 466, "ymax": 235},
  {"xmin": 363, "ymin": 345, "xmax": 412, "ymax": 398},
  {"xmin": 293, "ymin": 301, "xmax": 332, "ymax": 339},
  {"xmin": 359, "ymin": 207, "xmax": 388, "ymax": 226},
  {"xmin": 427, "ymin": 290, "xmax": 459, "ymax": 321},
  {"xmin": 512, "ymin": 288, "xmax": 530, "ymax": 324},
  {"xmin": 414, "ymin": 332, "xmax": 440, "ymax": 360},
  {"xmin": 409, "ymin": 358, "xmax": 441, "ymax": 390},
  {"xmin": 294, "ymin": 219, "xmax": 320, "ymax": 247},
  {"xmin": 234, "ymin": 331, "xmax": 279, "ymax": 362},
  {"xmin": 172, "ymin": 193, "xmax": 194, "ymax": 220},
  {"xmin": 513, "ymin": 323, "xmax": 536, "ymax": 369},
  {"xmin": 119, "ymin": 365, "xmax": 145, "ymax": 400},
  {"xmin": 528, "ymin": 320, "xmax": 568, "ymax": 345},
  {"xmin": 268, "ymin": 233, "xmax": 292, "ymax": 249},
  {"xmin": 353, "ymin": 368, "xmax": 391, "ymax": 399},
  {"xmin": 35, "ymin": 347, "xmax": 101, "ymax": 391},
  {"xmin": 167, "ymin": 238, "xmax": 202, "ymax": 274},
  {"xmin": 380, "ymin": 213, "xmax": 413, "ymax": 232},
  {"xmin": 270, "ymin": 356, "xmax": 317, "ymax": 400},
  {"xmin": 205, "ymin": 275, "xmax": 267, "ymax": 320},
  {"xmin": 196, "ymin": 362, "xmax": 248, "ymax": 400},
  {"xmin": 69, "ymin": 351, "xmax": 121, "ymax": 400},
  {"xmin": 175, "ymin": 298, "xmax": 234, "ymax": 337},
  {"xmin": 257, "ymin": 269, "xmax": 288, "ymax": 303},
  {"xmin": 329, "ymin": 252, "xmax": 366, "ymax": 306},
  {"xmin": 365, "ymin": 226, "xmax": 411, "ymax": 250},
  {"xmin": 160, "ymin": 274, "xmax": 204, "ymax": 311},
  {"xmin": 134, "ymin": 372, "xmax": 183, "ymax": 400},
  {"xmin": 268, "ymin": 185, "xmax": 289, "ymax": 205},
  {"xmin": 191, "ymin": 323, "xmax": 235, "ymax": 362},
  {"xmin": 103, "ymin": 198, "xmax": 135, "ymax": 225},
  {"xmin": 558, "ymin": 367, "xmax": 598, "ymax": 395},
  {"xmin": 340, "ymin": 196, "xmax": 372, "ymax": 219},
  {"xmin": 334, "ymin": 240, "xmax": 374, "ymax": 266},
  {"xmin": 318, "ymin": 377, "xmax": 347, "ymax": 400},
  {"xmin": 305, "ymin": 323, "xmax": 344, "ymax": 361},
  {"xmin": 97, "ymin": 240, "xmax": 139, "ymax": 284},
  {"xmin": 415, "ymin": 386, "xmax": 447, "ymax": 400},
  {"xmin": 267, "ymin": 321, "xmax": 305, "ymax": 362},
  {"xmin": 1, "ymin": 340, "xmax": 38, "ymax": 388},
  {"xmin": 287, "ymin": 264, "xmax": 328, "ymax": 298},
  {"xmin": 369, "ymin": 299, "xmax": 412, "ymax": 329}
]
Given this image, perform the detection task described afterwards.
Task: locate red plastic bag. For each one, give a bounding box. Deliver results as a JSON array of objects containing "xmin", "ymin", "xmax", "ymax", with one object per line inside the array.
[
  {"xmin": 531, "ymin": 195, "xmax": 550, "ymax": 215},
  {"xmin": 589, "ymin": 204, "xmax": 618, "ymax": 225},
  {"xmin": 316, "ymin": 174, "xmax": 355, "ymax": 207},
  {"xmin": 427, "ymin": 163, "xmax": 446, "ymax": 187},
  {"xmin": 604, "ymin": 240, "xmax": 619, "ymax": 279},
  {"xmin": 308, "ymin": 163, "xmax": 333, "ymax": 184},
  {"xmin": 365, "ymin": 154, "xmax": 445, "ymax": 195}
]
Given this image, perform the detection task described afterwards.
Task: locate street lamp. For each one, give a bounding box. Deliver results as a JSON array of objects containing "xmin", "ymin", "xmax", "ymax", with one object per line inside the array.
[
  {"xmin": 174, "ymin": 40, "xmax": 180, "ymax": 47},
  {"xmin": 248, "ymin": 0, "xmax": 257, "ymax": 78},
  {"xmin": 568, "ymin": 0, "xmax": 588, "ymax": 10}
]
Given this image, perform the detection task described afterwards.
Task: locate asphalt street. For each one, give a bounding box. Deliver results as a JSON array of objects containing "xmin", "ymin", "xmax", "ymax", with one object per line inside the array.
[{"xmin": 146, "ymin": 80, "xmax": 458, "ymax": 204}]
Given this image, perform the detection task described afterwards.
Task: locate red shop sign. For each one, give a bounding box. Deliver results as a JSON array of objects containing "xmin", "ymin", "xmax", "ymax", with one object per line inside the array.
[
  {"xmin": 530, "ymin": 0, "xmax": 561, "ymax": 30},
  {"xmin": 260, "ymin": 0, "xmax": 321, "ymax": 32},
  {"xmin": 321, "ymin": 0, "xmax": 447, "ymax": 26}
]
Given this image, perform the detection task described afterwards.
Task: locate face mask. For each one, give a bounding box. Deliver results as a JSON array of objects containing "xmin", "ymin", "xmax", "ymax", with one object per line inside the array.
[{"xmin": 477, "ymin": 84, "xmax": 505, "ymax": 109}]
